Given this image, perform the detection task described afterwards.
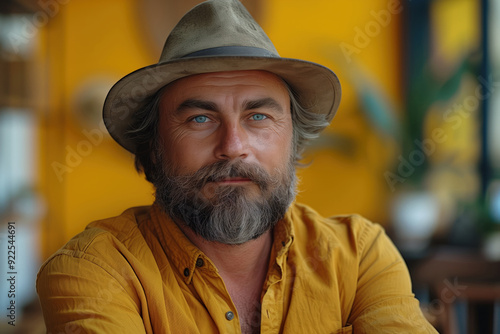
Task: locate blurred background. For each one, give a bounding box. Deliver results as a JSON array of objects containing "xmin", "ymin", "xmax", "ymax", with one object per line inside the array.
[{"xmin": 0, "ymin": 0, "xmax": 499, "ymax": 332}]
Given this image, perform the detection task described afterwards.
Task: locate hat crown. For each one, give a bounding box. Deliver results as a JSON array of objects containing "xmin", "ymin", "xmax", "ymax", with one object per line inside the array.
[
  {"xmin": 103, "ymin": 0, "xmax": 341, "ymax": 154},
  {"xmin": 160, "ymin": 0, "xmax": 278, "ymax": 62}
]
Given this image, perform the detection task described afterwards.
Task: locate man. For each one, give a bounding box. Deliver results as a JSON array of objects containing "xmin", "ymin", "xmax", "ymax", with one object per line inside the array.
[{"xmin": 37, "ymin": 0, "xmax": 437, "ymax": 333}]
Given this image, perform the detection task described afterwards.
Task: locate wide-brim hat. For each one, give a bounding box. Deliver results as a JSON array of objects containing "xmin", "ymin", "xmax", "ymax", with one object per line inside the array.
[{"xmin": 103, "ymin": 0, "xmax": 341, "ymax": 153}]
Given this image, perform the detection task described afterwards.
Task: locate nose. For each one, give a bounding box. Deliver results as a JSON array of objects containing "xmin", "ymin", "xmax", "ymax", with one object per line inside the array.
[{"xmin": 214, "ymin": 123, "xmax": 249, "ymax": 160}]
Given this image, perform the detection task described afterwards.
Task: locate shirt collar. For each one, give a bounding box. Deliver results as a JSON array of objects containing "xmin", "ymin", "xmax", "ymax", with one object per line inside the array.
[
  {"xmin": 149, "ymin": 202, "xmax": 297, "ymax": 284},
  {"xmin": 150, "ymin": 203, "xmax": 210, "ymax": 284},
  {"xmin": 273, "ymin": 205, "xmax": 295, "ymax": 256}
]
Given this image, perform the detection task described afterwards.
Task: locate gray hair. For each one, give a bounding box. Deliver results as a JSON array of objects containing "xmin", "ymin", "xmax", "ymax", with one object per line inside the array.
[{"xmin": 126, "ymin": 80, "xmax": 330, "ymax": 182}]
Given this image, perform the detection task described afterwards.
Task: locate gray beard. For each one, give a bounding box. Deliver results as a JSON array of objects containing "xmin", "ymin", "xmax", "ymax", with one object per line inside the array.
[{"xmin": 153, "ymin": 159, "xmax": 296, "ymax": 245}]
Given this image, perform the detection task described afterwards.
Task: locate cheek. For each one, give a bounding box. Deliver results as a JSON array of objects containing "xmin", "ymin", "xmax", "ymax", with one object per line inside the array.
[
  {"xmin": 253, "ymin": 125, "xmax": 293, "ymax": 166},
  {"xmin": 253, "ymin": 131, "xmax": 272, "ymax": 147},
  {"xmin": 161, "ymin": 133, "xmax": 212, "ymax": 172}
]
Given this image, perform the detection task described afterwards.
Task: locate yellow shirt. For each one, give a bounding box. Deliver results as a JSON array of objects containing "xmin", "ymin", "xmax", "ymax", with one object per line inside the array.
[{"xmin": 37, "ymin": 202, "xmax": 437, "ymax": 333}]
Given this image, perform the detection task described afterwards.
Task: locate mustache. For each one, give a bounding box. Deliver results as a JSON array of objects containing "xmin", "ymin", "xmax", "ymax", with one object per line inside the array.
[{"xmin": 168, "ymin": 160, "xmax": 280, "ymax": 191}]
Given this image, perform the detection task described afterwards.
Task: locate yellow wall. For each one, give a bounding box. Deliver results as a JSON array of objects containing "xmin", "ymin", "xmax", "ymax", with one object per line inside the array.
[
  {"xmin": 39, "ymin": 0, "xmax": 156, "ymax": 257},
  {"xmin": 38, "ymin": 0, "xmax": 403, "ymax": 259},
  {"xmin": 264, "ymin": 0, "xmax": 402, "ymax": 222}
]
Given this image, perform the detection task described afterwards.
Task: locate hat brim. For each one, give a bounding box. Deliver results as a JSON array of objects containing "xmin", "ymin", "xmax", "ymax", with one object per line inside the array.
[{"xmin": 103, "ymin": 56, "xmax": 341, "ymax": 153}]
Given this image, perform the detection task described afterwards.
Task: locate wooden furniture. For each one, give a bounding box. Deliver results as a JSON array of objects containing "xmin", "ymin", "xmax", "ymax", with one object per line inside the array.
[{"xmin": 410, "ymin": 247, "xmax": 500, "ymax": 334}]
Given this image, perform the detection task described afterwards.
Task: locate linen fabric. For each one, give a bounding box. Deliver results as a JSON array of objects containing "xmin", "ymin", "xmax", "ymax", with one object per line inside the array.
[{"xmin": 37, "ymin": 202, "xmax": 437, "ymax": 333}]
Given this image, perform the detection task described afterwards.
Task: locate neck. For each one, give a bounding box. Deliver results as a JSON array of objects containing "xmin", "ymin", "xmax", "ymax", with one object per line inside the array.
[{"xmin": 179, "ymin": 224, "xmax": 273, "ymax": 282}]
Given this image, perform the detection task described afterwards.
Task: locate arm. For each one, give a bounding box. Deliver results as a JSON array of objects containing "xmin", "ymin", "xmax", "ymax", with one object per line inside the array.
[
  {"xmin": 348, "ymin": 223, "xmax": 437, "ymax": 333},
  {"xmin": 37, "ymin": 251, "xmax": 147, "ymax": 334}
]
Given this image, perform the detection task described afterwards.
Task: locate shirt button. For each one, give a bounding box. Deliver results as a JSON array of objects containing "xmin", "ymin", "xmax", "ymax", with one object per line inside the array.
[
  {"xmin": 183, "ymin": 268, "xmax": 190, "ymax": 277},
  {"xmin": 196, "ymin": 258, "xmax": 204, "ymax": 267},
  {"xmin": 225, "ymin": 311, "xmax": 234, "ymax": 321}
]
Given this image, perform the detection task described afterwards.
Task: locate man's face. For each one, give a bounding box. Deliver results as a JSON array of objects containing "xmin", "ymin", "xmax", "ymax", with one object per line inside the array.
[
  {"xmin": 153, "ymin": 70, "xmax": 296, "ymax": 244},
  {"xmin": 159, "ymin": 70, "xmax": 293, "ymax": 188}
]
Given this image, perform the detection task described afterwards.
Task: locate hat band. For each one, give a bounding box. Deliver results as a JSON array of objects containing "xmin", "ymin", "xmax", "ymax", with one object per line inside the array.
[{"xmin": 182, "ymin": 46, "xmax": 279, "ymax": 58}]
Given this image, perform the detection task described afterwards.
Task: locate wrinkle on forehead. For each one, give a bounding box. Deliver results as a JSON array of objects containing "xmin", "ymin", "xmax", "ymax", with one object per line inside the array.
[{"xmin": 159, "ymin": 70, "xmax": 290, "ymax": 118}]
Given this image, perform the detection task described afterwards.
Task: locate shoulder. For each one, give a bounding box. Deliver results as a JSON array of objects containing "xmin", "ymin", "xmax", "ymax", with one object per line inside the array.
[
  {"xmin": 289, "ymin": 202, "xmax": 385, "ymax": 251},
  {"xmin": 36, "ymin": 207, "xmax": 158, "ymax": 331},
  {"xmin": 38, "ymin": 206, "xmax": 153, "ymax": 275}
]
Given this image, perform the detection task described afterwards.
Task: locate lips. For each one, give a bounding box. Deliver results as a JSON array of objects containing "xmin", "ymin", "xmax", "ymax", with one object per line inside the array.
[
  {"xmin": 190, "ymin": 160, "xmax": 269, "ymax": 190},
  {"xmin": 216, "ymin": 177, "xmax": 252, "ymax": 183}
]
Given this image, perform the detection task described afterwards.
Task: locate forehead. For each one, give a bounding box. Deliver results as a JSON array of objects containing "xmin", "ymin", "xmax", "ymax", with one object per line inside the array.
[{"xmin": 160, "ymin": 70, "xmax": 289, "ymax": 103}]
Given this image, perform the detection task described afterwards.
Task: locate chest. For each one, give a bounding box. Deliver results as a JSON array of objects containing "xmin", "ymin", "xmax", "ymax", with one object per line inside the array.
[
  {"xmin": 232, "ymin": 294, "xmax": 262, "ymax": 334},
  {"xmin": 157, "ymin": 251, "xmax": 349, "ymax": 333}
]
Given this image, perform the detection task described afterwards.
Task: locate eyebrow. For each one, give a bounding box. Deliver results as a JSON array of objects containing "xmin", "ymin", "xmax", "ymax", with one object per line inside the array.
[
  {"xmin": 176, "ymin": 99, "xmax": 219, "ymax": 113},
  {"xmin": 243, "ymin": 97, "xmax": 284, "ymax": 113},
  {"xmin": 175, "ymin": 97, "xmax": 285, "ymax": 114}
]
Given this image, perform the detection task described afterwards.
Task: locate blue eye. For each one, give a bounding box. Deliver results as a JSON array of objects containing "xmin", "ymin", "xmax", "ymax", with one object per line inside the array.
[
  {"xmin": 251, "ymin": 114, "xmax": 267, "ymax": 121},
  {"xmin": 193, "ymin": 115, "xmax": 208, "ymax": 123}
]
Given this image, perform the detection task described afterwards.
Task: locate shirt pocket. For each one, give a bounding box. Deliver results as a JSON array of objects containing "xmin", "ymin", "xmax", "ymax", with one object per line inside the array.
[{"xmin": 331, "ymin": 324, "xmax": 352, "ymax": 334}]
